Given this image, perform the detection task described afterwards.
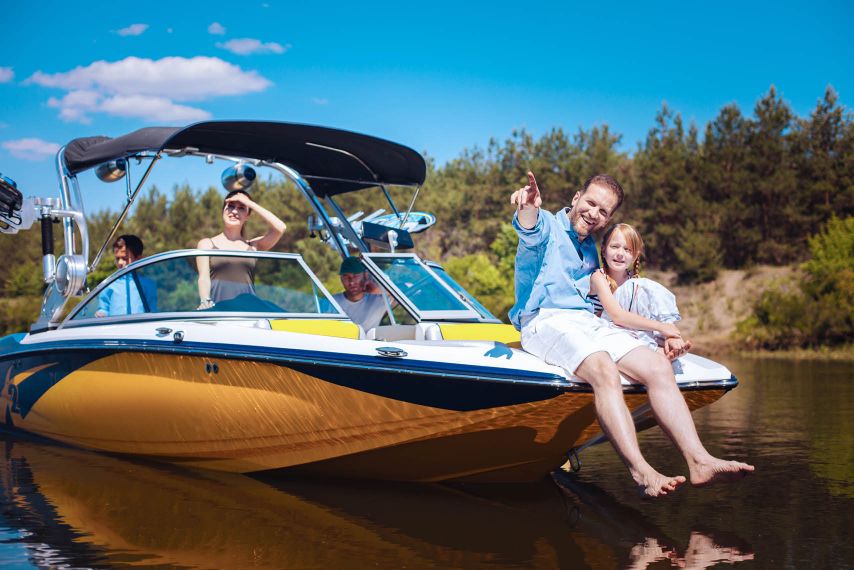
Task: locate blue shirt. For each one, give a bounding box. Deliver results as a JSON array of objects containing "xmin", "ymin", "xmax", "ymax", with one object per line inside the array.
[
  {"xmin": 509, "ymin": 208, "xmax": 600, "ymax": 330},
  {"xmin": 97, "ymin": 274, "xmax": 157, "ymax": 316}
]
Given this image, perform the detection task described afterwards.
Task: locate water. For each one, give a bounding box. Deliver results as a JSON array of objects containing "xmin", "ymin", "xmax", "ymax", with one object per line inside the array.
[{"xmin": 0, "ymin": 357, "xmax": 851, "ymax": 569}]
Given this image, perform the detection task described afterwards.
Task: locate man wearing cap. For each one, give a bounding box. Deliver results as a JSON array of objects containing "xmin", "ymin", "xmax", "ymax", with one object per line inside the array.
[{"xmin": 332, "ymin": 256, "xmax": 392, "ymax": 332}]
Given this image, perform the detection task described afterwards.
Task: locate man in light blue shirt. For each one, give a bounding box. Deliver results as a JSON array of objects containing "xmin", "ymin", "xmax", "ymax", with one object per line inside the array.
[
  {"xmin": 510, "ymin": 172, "xmax": 753, "ymax": 498},
  {"xmin": 95, "ymin": 235, "xmax": 157, "ymax": 317}
]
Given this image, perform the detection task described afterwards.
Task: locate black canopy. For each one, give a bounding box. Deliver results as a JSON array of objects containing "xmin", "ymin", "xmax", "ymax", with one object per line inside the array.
[{"xmin": 62, "ymin": 121, "xmax": 426, "ymax": 197}]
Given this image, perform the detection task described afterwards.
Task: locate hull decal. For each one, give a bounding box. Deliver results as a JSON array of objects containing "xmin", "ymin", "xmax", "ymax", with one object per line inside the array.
[
  {"xmin": 283, "ymin": 361, "xmax": 562, "ymax": 411},
  {"xmin": 1, "ymin": 352, "xmax": 110, "ymax": 420}
]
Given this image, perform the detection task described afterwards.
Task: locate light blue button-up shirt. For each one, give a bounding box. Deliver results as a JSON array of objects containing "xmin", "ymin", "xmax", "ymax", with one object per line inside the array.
[
  {"xmin": 97, "ymin": 274, "xmax": 156, "ymax": 316},
  {"xmin": 508, "ymin": 207, "xmax": 600, "ymax": 330}
]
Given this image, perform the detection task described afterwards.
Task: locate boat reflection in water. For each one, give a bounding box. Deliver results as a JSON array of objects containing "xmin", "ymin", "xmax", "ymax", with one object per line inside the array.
[{"xmin": 0, "ymin": 438, "xmax": 753, "ymax": 569}]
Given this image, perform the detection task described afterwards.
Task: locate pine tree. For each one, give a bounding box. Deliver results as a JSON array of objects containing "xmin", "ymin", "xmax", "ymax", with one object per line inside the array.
[
  {"xmin": 633, "ymin": 104, "xmax": 707, "ymax": 271},
  {"xmin": 744, "ymin": 86, "xmax": 799, "ymax": 264}
]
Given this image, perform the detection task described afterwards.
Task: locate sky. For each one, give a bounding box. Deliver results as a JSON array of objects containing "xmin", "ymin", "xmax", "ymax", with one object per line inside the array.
[{"xmin": 0, "ymin": 0, "xmax": 851, "ymax": 214}]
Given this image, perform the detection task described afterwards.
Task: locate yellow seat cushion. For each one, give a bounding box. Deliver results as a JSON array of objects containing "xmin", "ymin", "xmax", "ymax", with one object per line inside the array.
[
  {"xmin": 269, "ymin": 319, "xmax": 361, "ymax": 339},
  {"xmin": 437, "ymin": 323, "xmax": 521, "ymax": 344}
]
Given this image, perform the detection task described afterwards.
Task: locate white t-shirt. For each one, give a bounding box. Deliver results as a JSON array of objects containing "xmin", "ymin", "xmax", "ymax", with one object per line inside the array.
[{"xmin": 333, "ymin": 292, "xmax": 388, "ymax": 331}]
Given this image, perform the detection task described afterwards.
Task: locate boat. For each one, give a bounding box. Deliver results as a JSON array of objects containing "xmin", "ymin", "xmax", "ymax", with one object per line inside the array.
[{"xmin": 0, "ymin": 121, "xmax": 738, "ymax": 482}]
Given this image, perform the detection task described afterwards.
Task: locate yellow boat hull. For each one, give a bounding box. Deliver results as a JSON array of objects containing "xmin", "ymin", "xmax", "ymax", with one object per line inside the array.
[{"xmin": 0, "ymin": 347, "xmax": 729, "ymax": 482}]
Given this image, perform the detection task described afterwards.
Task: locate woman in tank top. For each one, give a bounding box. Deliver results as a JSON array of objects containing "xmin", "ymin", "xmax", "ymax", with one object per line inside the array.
[{"xmin": 196, "ymin": 190, "xmax": 286, "ymax": 308}]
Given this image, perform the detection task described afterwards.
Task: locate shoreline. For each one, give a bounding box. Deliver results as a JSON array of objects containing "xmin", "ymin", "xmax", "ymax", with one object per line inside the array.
[
  {"xmin": 733, "ymin": 346, "xmax": 854, "ymax": 362},
  {"xmin": 690, "ymin": 338, "xmax": 854, "ymax": 361}
]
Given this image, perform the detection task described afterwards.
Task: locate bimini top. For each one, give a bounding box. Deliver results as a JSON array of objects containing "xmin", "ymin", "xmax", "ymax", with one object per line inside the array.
[{"xmin": 62, "ymin": 121, "xmax": 426, "ymax": 197}]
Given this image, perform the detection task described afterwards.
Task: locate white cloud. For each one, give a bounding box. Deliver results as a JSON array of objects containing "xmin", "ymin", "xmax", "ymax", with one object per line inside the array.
[
  {"xmin": 217, "ymin": 38, "xmax": 290, "ymax": 55},
  {"xmin": 101, "ymin": 95, "xmax": 210, "ymax": 121},
  {"xmin": 47, "ymin": 90, "xmax": 210, "ymax": 124},
  {"xmin": 2, "ymin": 138, "xmax": 61, "ymax": 161},
  {"xmin": 116, "ymin": 23, "xmax": 149, "ymax": 37},
  {"xmin": 28, "ymin": 56, "xmax": 271, "ymax": 101},
  {"xmin": 208, "ymin": 22, "xmax": 226, "ymax": 35},
  {"xmin": 311, "ymin": 97, "xmax": 328, "ymax": 105},
  {"xmin": 27, "ymin": 56, "xmax": 271, "ymax": 123},
  {"xmin": 47, "ymin": 90, "xmax": 101, "ymax": 124},
  {"xmin": 0, "ymin": 67, "xmax": 13, "ymax": 83},
  {"xmin": 167, "ymin": 28, "xmax": 174, "ymax": 34}
]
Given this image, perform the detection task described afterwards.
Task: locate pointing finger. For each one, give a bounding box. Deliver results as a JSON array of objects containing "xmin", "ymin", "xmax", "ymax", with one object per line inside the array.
[{"xmin": 527, "ymin": 171, "xmax": 539, "ymax": 195}]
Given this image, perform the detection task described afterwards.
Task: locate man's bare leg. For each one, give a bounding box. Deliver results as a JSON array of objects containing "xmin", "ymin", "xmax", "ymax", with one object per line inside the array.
[
  {"xmin": 616, "ymin": 347, "xmax": 754, "ymax": 486},
  {"xmin": 574, "ymin": 351, "xmax": 686, "ymax": 498}
]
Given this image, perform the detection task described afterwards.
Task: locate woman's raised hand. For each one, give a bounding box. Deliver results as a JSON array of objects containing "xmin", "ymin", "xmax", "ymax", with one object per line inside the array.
[{"xmin": 225, "ymin": 192, "xmax": 254, "ymax": 211}]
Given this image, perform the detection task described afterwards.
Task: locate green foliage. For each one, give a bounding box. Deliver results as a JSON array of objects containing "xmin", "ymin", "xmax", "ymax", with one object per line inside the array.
[
  {"xmin": 802, "ymin": 216, "xmax": 854, "ymax": 295},
  {"xmin": 444, "ymin": 252, "xmax": 514, "ymax": 321},
  {"xmin": 4, "ymin": 265, "xmax": 44, "ymax": 297},
  {"xmin": 633, "ymin": 105, "xmax": 704, "ymax": 271},
  {"xmin": 441, "ymin": 224, "xmax": 518, "ymax": 321},
  {"xmin": 673, "ymin": 218, "xmax": 722, "ymax": 284},
  {"xmin": 0, "ymin": 297, "xmax": 42, "ymax": 336},
  {"xmin": 295, "ymin": 237, "xmax": 343, "ymax": 293},
  {"xmin": 738, "ymin": 216, "xmax": 854, "ymax": 348},
  {"xmin": 489, "ymin": 223, "xmax": 518, "ymax": 276}
]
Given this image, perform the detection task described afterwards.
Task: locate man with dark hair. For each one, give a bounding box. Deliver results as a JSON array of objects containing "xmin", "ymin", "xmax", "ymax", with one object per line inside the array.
[
  {"xmin": 95, "ymin": 235, "xmax": 157, "ymax": 317},
  {"xmin": 332, "ymin": 256, "xmax": 391, "ymax": 332},
  {"xmin": 510, "ymin": 172, "xmax": 753, "ymax": 498}
]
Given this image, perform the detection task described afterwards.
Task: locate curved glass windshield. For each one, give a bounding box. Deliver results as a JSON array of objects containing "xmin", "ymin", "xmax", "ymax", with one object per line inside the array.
[
  {"xmin": 428, "ymin": 263, "xmax": 499, "ymax": 321},
  {"xmin": 368, "ymin": 256, "xmax": 468, "ymax": 312},
  {"xmin": 71, "ymin": 252, "xmax": 341, "ymax": 321}
]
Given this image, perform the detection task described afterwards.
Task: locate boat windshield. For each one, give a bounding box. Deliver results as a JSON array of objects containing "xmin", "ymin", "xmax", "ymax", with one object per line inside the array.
[
  {"xmin": 427, "ymin": 262, "xmax": 500, "ymax": 322},
  {"xmin": 68, "ymin": 251, "xmax": 343, "ymax": 323},
  {"xmin": 361, "ymin": 253, "xmax": 482, "ymax": 321}
]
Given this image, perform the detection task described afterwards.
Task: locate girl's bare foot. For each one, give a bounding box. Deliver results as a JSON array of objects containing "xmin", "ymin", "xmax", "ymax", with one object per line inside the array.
[{"xmin": 689, "ymin": 457, "xmax": 754, "ymax": 487}]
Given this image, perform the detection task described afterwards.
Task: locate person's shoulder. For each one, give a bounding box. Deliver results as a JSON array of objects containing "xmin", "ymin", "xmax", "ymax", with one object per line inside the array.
[
  {"xmin": 197, "ymin": 236, "xmax": 216, "ymax": 249},
  {"xmin": 632, "ymin": 277, "xmax": 670, "ymax": 293}
]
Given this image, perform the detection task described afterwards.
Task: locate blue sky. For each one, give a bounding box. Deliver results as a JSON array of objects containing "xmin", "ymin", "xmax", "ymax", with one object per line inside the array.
[{"xmin": 1, "ymin": 0, "xmax": 851, "ymax": 213}]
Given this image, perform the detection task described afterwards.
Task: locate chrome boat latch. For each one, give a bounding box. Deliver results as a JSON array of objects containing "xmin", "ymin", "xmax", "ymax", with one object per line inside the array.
[
  {"xmin": 155, "ymin": 327, "xmax": 183, "ymax": 343},
  {"xmin": 376, "ymin": 346, "xmax": 407, "ymax": 358}
]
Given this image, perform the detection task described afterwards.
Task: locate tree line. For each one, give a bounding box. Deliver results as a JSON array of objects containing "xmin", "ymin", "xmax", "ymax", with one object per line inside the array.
[{"xmin": 1, "ymin": 86, "xmax": 852, "ymax": 347}]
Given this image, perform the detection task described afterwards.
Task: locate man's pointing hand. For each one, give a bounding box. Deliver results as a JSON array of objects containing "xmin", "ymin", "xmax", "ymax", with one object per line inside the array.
[{"xmin": 511, "ymin": 171, "xmax": 543, "ymax": 210}]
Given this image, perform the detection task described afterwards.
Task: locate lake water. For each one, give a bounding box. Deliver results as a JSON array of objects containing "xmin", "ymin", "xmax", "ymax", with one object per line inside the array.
[{"xmin": 0, "ymin": 356, "xmax": 851, "ymax": 569}]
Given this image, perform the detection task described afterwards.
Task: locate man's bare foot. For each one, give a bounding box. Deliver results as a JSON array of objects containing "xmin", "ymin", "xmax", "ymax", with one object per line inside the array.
[
  {"xmin": 689, "ymin": 457, "xmax": 754, "ymax": 487},
  {"xmin": 632, "ymin": 468, "xmax": 687, "ymax": 498}
]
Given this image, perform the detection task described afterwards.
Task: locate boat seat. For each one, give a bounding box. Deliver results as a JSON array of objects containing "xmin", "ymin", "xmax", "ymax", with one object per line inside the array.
[
  {"xmin": 269, "ymin": 319, "xmax": 364, "ymax": 339},
  {"xmin": 366, "ymin": 323, "xmax": 442, "ymax": 341}
]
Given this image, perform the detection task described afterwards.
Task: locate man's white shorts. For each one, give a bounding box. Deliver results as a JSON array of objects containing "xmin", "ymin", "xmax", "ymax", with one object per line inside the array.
[{"xmin": 520, "ymin": 309, "xmax": 646, "ymax": 375}]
